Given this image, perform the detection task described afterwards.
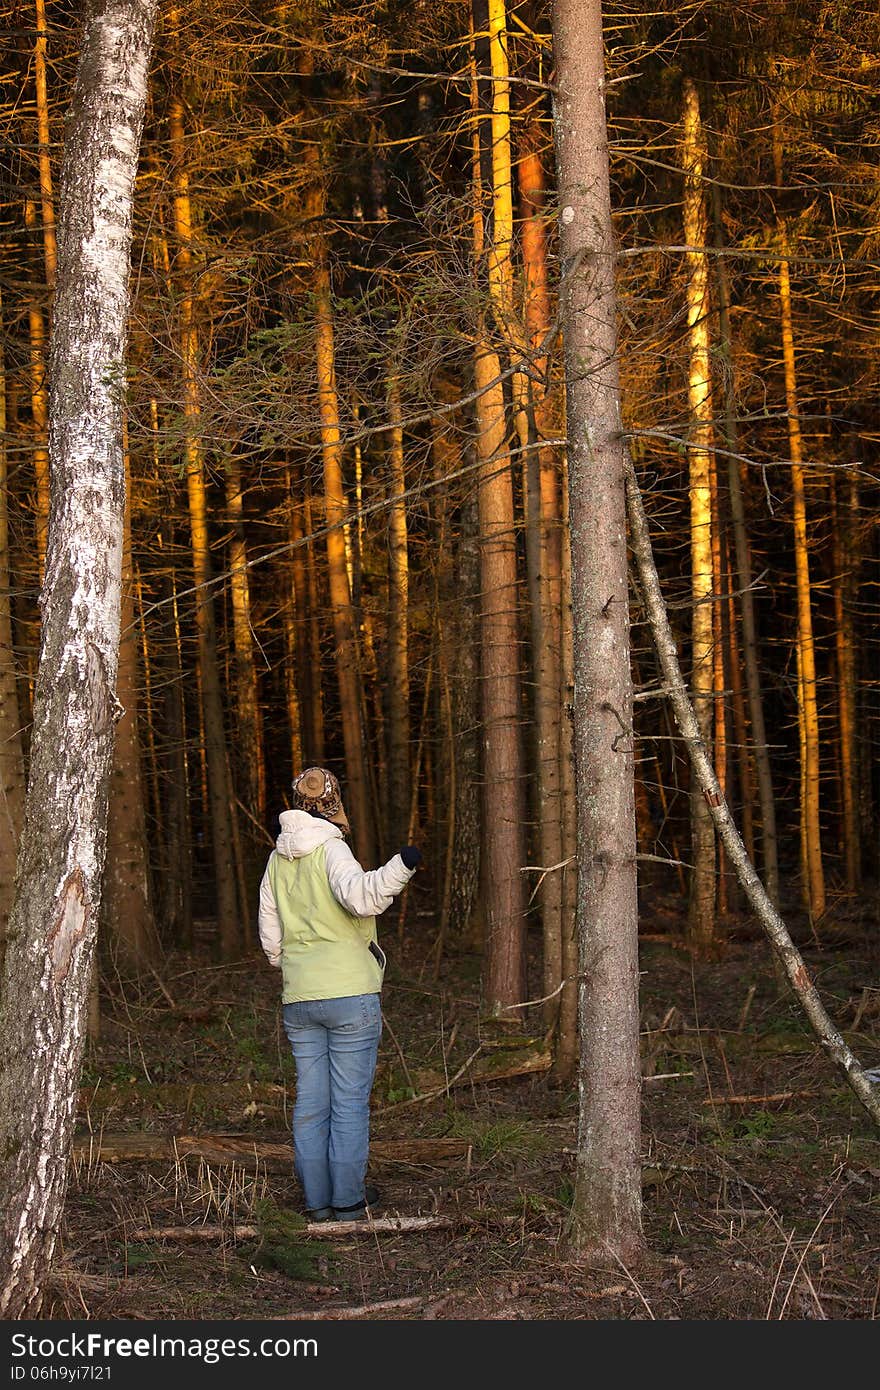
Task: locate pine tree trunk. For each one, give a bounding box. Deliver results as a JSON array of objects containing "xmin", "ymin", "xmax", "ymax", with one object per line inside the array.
[
  {"xmin": 305, "ymin": 152, "xmax": 376, "ymax": 866},
  {"xmin": 386, "ymin": 376, "xmax": 411, "ymax": 849},
  {"xmin": 553, "ymin": 0, "xmax": 643, "ymax": 1265},
  {"xmin": 168, "ymin": 92, "xmax": 241, "ymax": 955},
  {"xmin": 32, "ymin": 0, "xmax": 58, "ymax": 288},
  {"xmin": 0, "ymin": 290, "xmax": 25, "ymax": 965},
  {"xmin": 681, "ymin": 78, "xmax": 716, "ymax": 954},
  {"xmin": 24, "ymin": 201, "xmax": 51, "ymax": 572},
  {"xmin": 519, "ymin": 140, "xmax": 565, "ymax": 1033},
  {"xmin": 226, "ymin": 453, "xmax": 265, "ymax": 829},
  {"xmin": 831, "ymin": 472, "xmax": 859, "ymax": 891},
  {"xmin": 773, "ymin": 129, "xmax": 824, "ymax": 923},
  {"xmin": 449, "ymin": 488, "xmax": 482, "ymax": 944},
  {"xmin": 470, "ymin": 6, "xmax": 527, "ymax": 1013},
  {"xmin": 103, "ymin": 434, "xmax": 155, "ymax": 971},
  {"xmin": 554, "ymin": 450, "xmax": 578, "ymax": 1083},
  {"xmin": 710, "ymin": 178, "xmax": 779, "ymax": 906},
  {"xmin": 0, "ymin": 0, "xmax": 158, "ymax": 1315}
]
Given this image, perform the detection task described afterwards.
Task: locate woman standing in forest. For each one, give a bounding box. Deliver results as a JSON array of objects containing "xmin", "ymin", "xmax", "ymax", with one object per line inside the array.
[{"xmin": 258, "ymin": 766, "xmax": 421, "ymax": 1220}]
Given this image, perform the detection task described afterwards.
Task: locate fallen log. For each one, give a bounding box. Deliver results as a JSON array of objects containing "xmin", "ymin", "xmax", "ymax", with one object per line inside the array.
[
  {"xmin": 72, "ymin": 1133, "xmax": 470, "ymax": 1169},
  {"xmin": 274, "ymin": 1296, "xmax": 424, "ymax": 1320},
  {"xmin": 701, "ymin": 1089, "xmax": 817, "ymax": 1107},
  {"xmin": 377, "ymin": 1040, "xmax": 552, "ymax": 1112},
  {"xmin": 129, "ymin": 1216, "xmax": 454, "ymax": 1241}
]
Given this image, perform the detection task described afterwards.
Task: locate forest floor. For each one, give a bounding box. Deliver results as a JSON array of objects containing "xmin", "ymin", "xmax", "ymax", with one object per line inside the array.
[{"xmin": 48, "ymin": 883, "xmax": 880, "ymax": 1322}]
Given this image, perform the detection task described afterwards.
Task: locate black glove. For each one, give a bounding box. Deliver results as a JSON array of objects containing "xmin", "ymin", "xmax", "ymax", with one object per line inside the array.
[{"xmin": 399, "ymin": 845, "xmax": 422, "ymax": 870}]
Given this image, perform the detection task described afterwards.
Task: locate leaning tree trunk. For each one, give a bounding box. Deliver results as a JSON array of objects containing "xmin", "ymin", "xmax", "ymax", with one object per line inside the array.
[
  {"xmin": 552, "ymin": 0, "xmax": 644, "ymax": 1266},
  {"xmin": 0, "ymin": 0, "xmax": 158, "ymax": 1317},
  {"xmin": 625, "ymin": 457, "xmax": 880, "ymax": 1130}
]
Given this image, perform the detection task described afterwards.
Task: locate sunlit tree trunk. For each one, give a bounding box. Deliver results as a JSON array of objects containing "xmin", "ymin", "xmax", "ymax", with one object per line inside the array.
[
  {"xmin": 168, "ymin": 85, "xmax": 241, "ymax": 955},
  {"xmin": 303, "ymin": 490, "xmax": 325, "ymax": 761},
  {"xmin": 553, "ymin": 0, "xmax": 643, "ymax": 1264},
  {"xmin": 284, "ymin": 462, "xmax": 307, "ymax": 771},
  {"xmin": 470, "ymin": 12, "xmax": 527, "ymax": 1012},
  {"xmin": 519, "ymin": 138, "xmax": 565, "ymax": 1035},
  {"xmin": 386, "ymin": 375, "xmax": 410, "ymax": 849},
  {"xmin": 773, "ymin": 127, "xmax": 825, "ymax": 923},
  {"xmin": 0, "ymin": 291, "xmax": 25, "ymax": 965},
  {"xmin": 304, "ymin": 144, "xmax": 375, "ymax": 866},
  {"xmin": 681, "ymin": 78, "xmax": 716, "ymax": 954},
  {"xmin": 0, "ymin": 0, "xmax": 158, "ymax": 1314},
  {"xmin": 32, "ymin": 0, "xmax": 58, "ymax": 287},
  {"xmin": 226, "ymin": 453, "xmax": 265, "ymax": 829},
  {"xmin": 710, "ymin": 178, "xmax": 779, "ymax": 906},
  {"xmin": 24, "ymin": 202, "xmax": 51, "ymax": 572}
]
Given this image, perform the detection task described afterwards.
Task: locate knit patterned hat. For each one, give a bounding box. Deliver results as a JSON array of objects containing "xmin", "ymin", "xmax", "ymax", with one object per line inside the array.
[{"xmin": 291, "ymin": 766, "xmax": 351, "ymax": 835}]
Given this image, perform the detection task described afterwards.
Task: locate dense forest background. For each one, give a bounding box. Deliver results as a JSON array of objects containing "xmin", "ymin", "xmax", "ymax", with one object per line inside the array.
[{"xmin": 0, "ymin": 0, "xmax": 879, "ymax": 1323}]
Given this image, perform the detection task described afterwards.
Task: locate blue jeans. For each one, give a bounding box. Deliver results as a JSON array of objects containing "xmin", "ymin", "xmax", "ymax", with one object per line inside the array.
[{"xmin": 282, "ymin": 993, "xmax": 382, "ymax": 1213}]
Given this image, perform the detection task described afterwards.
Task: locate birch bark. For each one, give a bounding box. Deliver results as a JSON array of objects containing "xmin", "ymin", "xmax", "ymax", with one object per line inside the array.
[{"xmin": 0, "ymin": 0, "xmax": 158, "ymax": 1315}]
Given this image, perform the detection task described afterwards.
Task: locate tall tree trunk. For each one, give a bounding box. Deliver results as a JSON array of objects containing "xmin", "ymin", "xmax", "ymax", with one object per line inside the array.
[
  {"xmin": 0, "ymin": 0, "xmax": 158, "ymax": 1315},
  {"xmin": 386, "ymin": 375, "xmax": 411, "ymax": 849},
  {"xmin": 103, "ymin": 432, "xmax": 156, "ymax": 971},
  {"xmin": 710, "ymin": 177, "xmax": 779, "ymax": 907},
  {"xmin": 681, "ymin": 78, "xmax": 716, "ymax": 953},
  {"xmin": 554, "ymin": 450, "xmax": 578, "ymax": 1083},
  {"xmin": 470, "ymin": 7, "xmax": 527, "ymax": 1013},
  {"xmin": 304, "ymin": 146, "xmax": 376, "ymax": 866},
  {"xmin": 32, "ymin": 0, "xmax": 58, "ymax": 288},
  {"xmin": 773, "ymin": 127, "xmax": 825, "ymax": 923},
  {"xmin": 448, "ymin": 484, "xmax": 482, "ymax": 947},
  {"xmin": 24, "ymin": 202, "xmax": 51, "ymax": 572},
  {"xmin": 303, "ymin": 490, "xmax": 325, "ymax": 762},
  {"xmin": 226, "ymin": 453, "xmax": 265, "ymax": 829},
  {"xmin": 831, "ymin": 471, "xmax": 859, "ymax": 892},
  {"xmin": 168, "ymin": 87, "xmax": 241, "ymax": 955},
  {"xmin": 519, "ymin": 138, "xmax": 565, "ymax": 1035},
  {"xmin": 0, "ymin": 290, "xmax": 25, "ymax": 965},
  {"xmin": 552, "ymin": 0, "xmax": 644, "ymax": 1265}
]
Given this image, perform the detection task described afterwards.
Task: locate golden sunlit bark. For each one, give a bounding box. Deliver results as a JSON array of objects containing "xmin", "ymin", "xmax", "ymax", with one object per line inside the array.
[
  {"xmin": 305, "ymin": 151, "xmax": 376, "ymax": 866},
  {"xmin": 386, "ymin": 375, "xmax": 411, "ymax": 849},
  {"xmin": 773, "ymin": 126, "xmax": 825, "ymax": 923},
  {"xmin": 519, "ymin": 140, "xmax": 565, "ymax": 1037},
  {"xmin": 169, "ymin": 85, "xmax": 242, "ymax": 957},
  {"xmin": 0, "ymin": 290, "xmax": 25, "ymax": 965},
  {"xmin": 471, "ymin": 8, "xmax": 527, "ymax": 1012},
  {"xmin": 226, "ymin": 454, "xmax": 265, "ymax": 828},
  {"xmin": 682, "ymin": 78, "xmax": 716, "ymax": 953},
  {"xmin": 710, "ymin": 177, "xmax": 779, "ymax": 906}
]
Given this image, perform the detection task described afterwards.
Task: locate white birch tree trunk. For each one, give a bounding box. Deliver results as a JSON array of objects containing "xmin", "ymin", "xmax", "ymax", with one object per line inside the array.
[{"xmin": 0, "ymin": 0, "xmax": 158, "ymax": 1316}]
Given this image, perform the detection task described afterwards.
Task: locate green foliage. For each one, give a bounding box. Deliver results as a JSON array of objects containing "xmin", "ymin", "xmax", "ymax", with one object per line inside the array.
[{"xmin": 248, "ymin": 1199, "xmax": 322, "ymax": 1281}]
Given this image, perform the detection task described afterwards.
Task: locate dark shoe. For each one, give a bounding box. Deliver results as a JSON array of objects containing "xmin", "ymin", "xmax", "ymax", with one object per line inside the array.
[
  {"xmin": 306, "ymin": 1206, "xmax": 335, "ymax": 1223},
  {"xmin": 333, "ymin": 1205, "xmax": 367, "ymax": 1221},
  {"xmin": 332, "ymin": 1185, "xmax": 380, "ymax": 1221}
]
